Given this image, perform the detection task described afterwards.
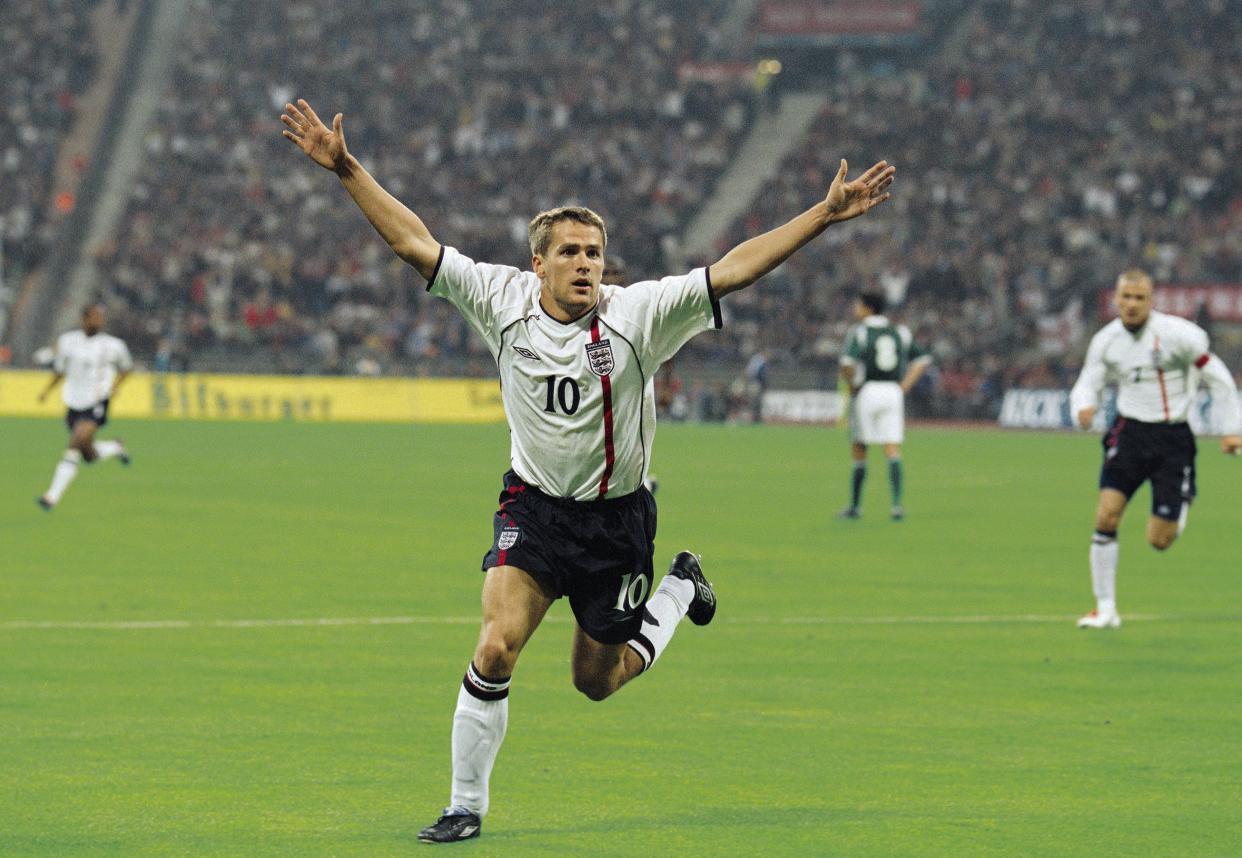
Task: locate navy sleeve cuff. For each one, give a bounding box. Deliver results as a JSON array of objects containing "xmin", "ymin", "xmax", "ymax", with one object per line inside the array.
[
  {"xmin": 424, "ymin": 245, "xmax": 447, "ymax": 292},
  {"xmin": 704, "ymin": 267, "xmax": 722, "ymax": 330}
]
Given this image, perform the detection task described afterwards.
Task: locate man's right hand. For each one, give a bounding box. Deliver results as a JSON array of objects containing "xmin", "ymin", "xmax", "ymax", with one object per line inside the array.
[
  {"xmin": 1077, "ymin": 406, "xmax": 1096, "ymax": 429},
  {"xmin": 281, "ymin": 99, "xmax": 349, "ymax": 173}
]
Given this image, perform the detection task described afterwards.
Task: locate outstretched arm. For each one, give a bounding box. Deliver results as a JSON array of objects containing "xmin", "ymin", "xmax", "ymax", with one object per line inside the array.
[
  {"xmin": 281, "ymin": 99, "xmax": 441, "ymax": 281},
  {"xmin": 708, "ymin": 159, "xmax": 895, "ymax": 298}
]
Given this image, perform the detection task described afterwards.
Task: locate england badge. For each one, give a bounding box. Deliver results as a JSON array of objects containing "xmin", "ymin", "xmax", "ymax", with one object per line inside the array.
[
  {"xmin": 585, "ymin": 339, "xmax": 615, "ymax": 376},
  {"xmin": 498, "ymin": 527, "xmax": 520, "ymax": 550}
]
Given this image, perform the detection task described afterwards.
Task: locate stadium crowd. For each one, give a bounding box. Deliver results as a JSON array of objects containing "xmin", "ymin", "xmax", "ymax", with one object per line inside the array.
[
  {"xmin": 92, "ymin": 0, "xmax": 1240, "ymax": 419},
  {"xmin": 0, "ymin": 0, "xmax": 99, "ymax": 283},
  {"xmin": 98, "ymin": 0, "xmax": 751, "ymax": 375},
  {"xmin": 708, "ymin": 0, "xmax": 1241, "ymax": 417}
]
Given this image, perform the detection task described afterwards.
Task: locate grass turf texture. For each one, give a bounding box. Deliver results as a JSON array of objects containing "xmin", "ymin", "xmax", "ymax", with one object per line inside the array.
[{"xmin": 2, "ymin": 417, "xmax": 1241, "ymax": 856}]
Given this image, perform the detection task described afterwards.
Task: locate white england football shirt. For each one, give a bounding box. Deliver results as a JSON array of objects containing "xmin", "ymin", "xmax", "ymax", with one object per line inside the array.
[
  {"xmin": 1070, "ymin": 310, "xmax": 1242, "ymax": 432},
  {"xmin": 428, "ymin": 246, "xmax": 722, "ymax": 500},
  {"xmin": 53, "ymin": 330, "xmax": 134, "ymax": 410}
]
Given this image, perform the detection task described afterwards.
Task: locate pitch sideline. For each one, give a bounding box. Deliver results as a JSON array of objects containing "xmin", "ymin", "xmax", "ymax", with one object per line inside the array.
[{"xmin": 0, "ymin": 613, "xmax": 1173, "ymax": 631}]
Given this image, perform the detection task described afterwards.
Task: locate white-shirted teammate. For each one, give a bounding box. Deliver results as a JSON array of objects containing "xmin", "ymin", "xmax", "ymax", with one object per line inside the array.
[
  {"xmin": 281, "ymin": 97, "xmax": 895, "ymax": 843},
  {"xmin": 1069, "ymin": 270, "xmax": 1242, "ymax": 628},
  {"xmin": 837, "ymin": 290, "xmax": 930, "ymax": 521},
  {"xmin": 36, "ymin": 304, "xmax": 133, "ymax": 511}
]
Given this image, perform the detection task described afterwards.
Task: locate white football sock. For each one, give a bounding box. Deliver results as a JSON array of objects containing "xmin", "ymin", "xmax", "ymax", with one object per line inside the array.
[
  {"xmin": 626, "ymin": 574, "xmax": 694, "ymax": 672},
  {"xmin": 449, "ymin": 662, "xmax": 509, "ymax": 817},
  {"xmin": 45, "ymin": 449, "xmax": 82, "ymax": 504},
  {"xmin": 1090, "ymin": 530, "xmax": 1118, "ymax": 616},
  {"xmin": 94, "ymin": 440, "xmax": 124, "ymax": 460}
]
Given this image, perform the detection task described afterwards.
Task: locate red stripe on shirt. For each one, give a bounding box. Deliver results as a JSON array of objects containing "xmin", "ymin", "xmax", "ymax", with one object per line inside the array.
[
  {"xmin": 1154, "ymin": 335, "xmax": 1170, "ymax": 421},
  {"xmin": 591, "ymin": 317, "xmax": 616, "ymax": 498},
  {"xmin": 1195, "ymin": 353, "xmax": 1210, "ymax": 369}
]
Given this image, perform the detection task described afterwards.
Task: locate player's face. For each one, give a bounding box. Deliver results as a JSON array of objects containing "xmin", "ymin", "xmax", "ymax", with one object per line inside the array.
[
  {"xmin": 853, "ymin": 299, "xmax": 871, "ymax": 320},
  {"xmin": 533, "ymin": 221, "xmax": 604, "ymax": 322},
  {"xmin": 82, "ymin": 306, "xmax": 105, "ymax": 335},
  {"xmin": 1114, "ymin": 277, "xmax": 1153, "ymax": 329}
]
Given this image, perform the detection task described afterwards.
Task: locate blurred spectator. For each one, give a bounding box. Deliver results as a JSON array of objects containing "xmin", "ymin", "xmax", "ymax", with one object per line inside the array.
[
  {"xmin": 745, "ymin": 349, "xmax": 769, "ymax": 423},
  {"xmin": 102, "ymin": 0, "xmax": 751, "ymax": 376},
  {"xmin": 699, "ymin": 0, "xmax": 1241, "ymax": 416},
  {"xmin": 0, "ymin": 1, "xmax": 99, "ymax": 281},
  {"xmin": 91, "ymin": 0, "xmax": 1240, "ymax": 420}
]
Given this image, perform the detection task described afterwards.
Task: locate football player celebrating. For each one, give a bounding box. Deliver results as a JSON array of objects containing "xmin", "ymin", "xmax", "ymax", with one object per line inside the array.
[{"xmin": 282, "ymin": 97, "xmax": 895, "ymax": 842}]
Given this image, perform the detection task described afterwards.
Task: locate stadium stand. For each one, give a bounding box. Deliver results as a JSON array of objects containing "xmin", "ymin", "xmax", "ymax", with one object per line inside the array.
[
  {"xmin": 0, "ymin": 1, "xmax": 100, "ymax": 283},
  {"xmin": 91, "ymin": 0, "xmax": 1239, "ymax": 419},
  {"xmin": 702, "ymin": 0, "xmax": 1241, "ymax": 417},
  {"xmin": 98, "ymin": 0, "xmax": 752, "ymax": 375}
]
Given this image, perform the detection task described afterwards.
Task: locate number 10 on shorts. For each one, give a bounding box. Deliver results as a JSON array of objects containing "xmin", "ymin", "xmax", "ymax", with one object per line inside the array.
[{"xmin": 615, "ymin": 572, "xmax": 650, "ymax": 611}]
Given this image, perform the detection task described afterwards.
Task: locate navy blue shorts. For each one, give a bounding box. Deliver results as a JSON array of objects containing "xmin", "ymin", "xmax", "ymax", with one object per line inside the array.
[
  {"xmin": 481, "ymin": 470, "xmax": 657, "ymax": 645},
  {"xmin": 65, "ymin": 399, "xmax": 110, "ymax": 430},
  {"xmin": 1100, "ymin": 417, "xmax": 1197, "ymax": 521}
]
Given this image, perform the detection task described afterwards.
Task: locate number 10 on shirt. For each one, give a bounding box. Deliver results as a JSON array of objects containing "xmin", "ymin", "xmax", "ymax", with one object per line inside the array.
[{"xmin": 542, "ymin": 375, "xmax": 581, "ymax": 415}]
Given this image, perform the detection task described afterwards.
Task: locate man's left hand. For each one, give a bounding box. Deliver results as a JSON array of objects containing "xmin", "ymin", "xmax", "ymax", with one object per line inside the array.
[{"xmin": 824, "ymin": 159, "xmax": 896, "ymax": 223}]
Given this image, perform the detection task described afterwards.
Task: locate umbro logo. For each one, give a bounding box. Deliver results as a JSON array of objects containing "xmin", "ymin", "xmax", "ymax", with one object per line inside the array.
[{"xmin": 512, "ymin": 346, "xmax": 541, "ymax": 361}]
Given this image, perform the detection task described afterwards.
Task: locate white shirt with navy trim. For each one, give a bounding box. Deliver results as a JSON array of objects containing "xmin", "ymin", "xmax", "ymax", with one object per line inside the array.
[
  {"xmin": 53, "ymin": 330, "xmax": 133, "ymax": 411},
  {"xmin": 428, "ymin": 246, "xmax": 722, "ymax": 500},
  {"xmin": 1070, "ymin": 310, "xmax": 1241, "ymax": 433}
]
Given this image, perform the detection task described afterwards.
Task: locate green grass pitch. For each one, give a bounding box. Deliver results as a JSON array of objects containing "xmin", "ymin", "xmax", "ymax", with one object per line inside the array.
[{"xmin": 3, "ymin": 417, "xmax": 1241, "ymax": 856}]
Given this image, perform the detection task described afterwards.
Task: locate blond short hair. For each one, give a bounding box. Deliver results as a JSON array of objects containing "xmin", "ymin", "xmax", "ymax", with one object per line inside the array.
[
  {"xmin": 528, "ymin": 206, "xmax": 608, "ymax": 257},
  {"xmin": 1117, "ymin": 268, "xmax": 1153, "ymax": 291}
]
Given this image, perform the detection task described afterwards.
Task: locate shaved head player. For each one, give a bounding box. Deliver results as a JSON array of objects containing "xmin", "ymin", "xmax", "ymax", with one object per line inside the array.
[{"xmin": 1070, "ymin": 270, "xmax": 1241, "ymax": 628}]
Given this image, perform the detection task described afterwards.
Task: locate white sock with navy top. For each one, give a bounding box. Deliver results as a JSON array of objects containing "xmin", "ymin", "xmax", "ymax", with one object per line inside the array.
[
  {"xmin": 45, "ymin": 449, "xmax": 82, "ymax": 504},
  {"xmin": 626, "ymin": 574, "xmax": 694, "ymax": 672},
  {"xmin": 1090, "ymin": 529, "xmax": 1119, "ymax": 616},
  {"xmin": 94, "ymin": 439, "xmax": 124, "ymax": 460},
  {"xmin": 449, "ymin": 662, "xmax": 510, "ymax": 817}
]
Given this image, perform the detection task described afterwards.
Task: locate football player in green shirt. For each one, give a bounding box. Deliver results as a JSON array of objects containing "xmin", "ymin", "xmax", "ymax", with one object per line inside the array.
[{"xmin": 838, "ymin": 291, "xmax": 931, "ymax": 520}]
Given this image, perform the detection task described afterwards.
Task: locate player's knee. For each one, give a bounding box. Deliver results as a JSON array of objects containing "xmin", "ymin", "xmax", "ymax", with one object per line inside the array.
[
  {"xmin": 572, "ymin": 673, "xmax": 616, "ymax": 702},
  {"xmin": 474, "ymin": 635, "xmax": 520, "ymax": 677},
  {"xmin": 1095, "ymin": 511, "xmax": 1121, "ymax": 532},
  {"xmin": 1148, "ymin": 531, "xmax": 1176, "ymax": 551}
]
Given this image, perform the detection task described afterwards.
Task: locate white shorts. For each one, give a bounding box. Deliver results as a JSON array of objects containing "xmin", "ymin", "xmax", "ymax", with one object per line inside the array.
[{"xmin": 850, "ymin": 381, "xmax": 904, "ymax": 445}]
